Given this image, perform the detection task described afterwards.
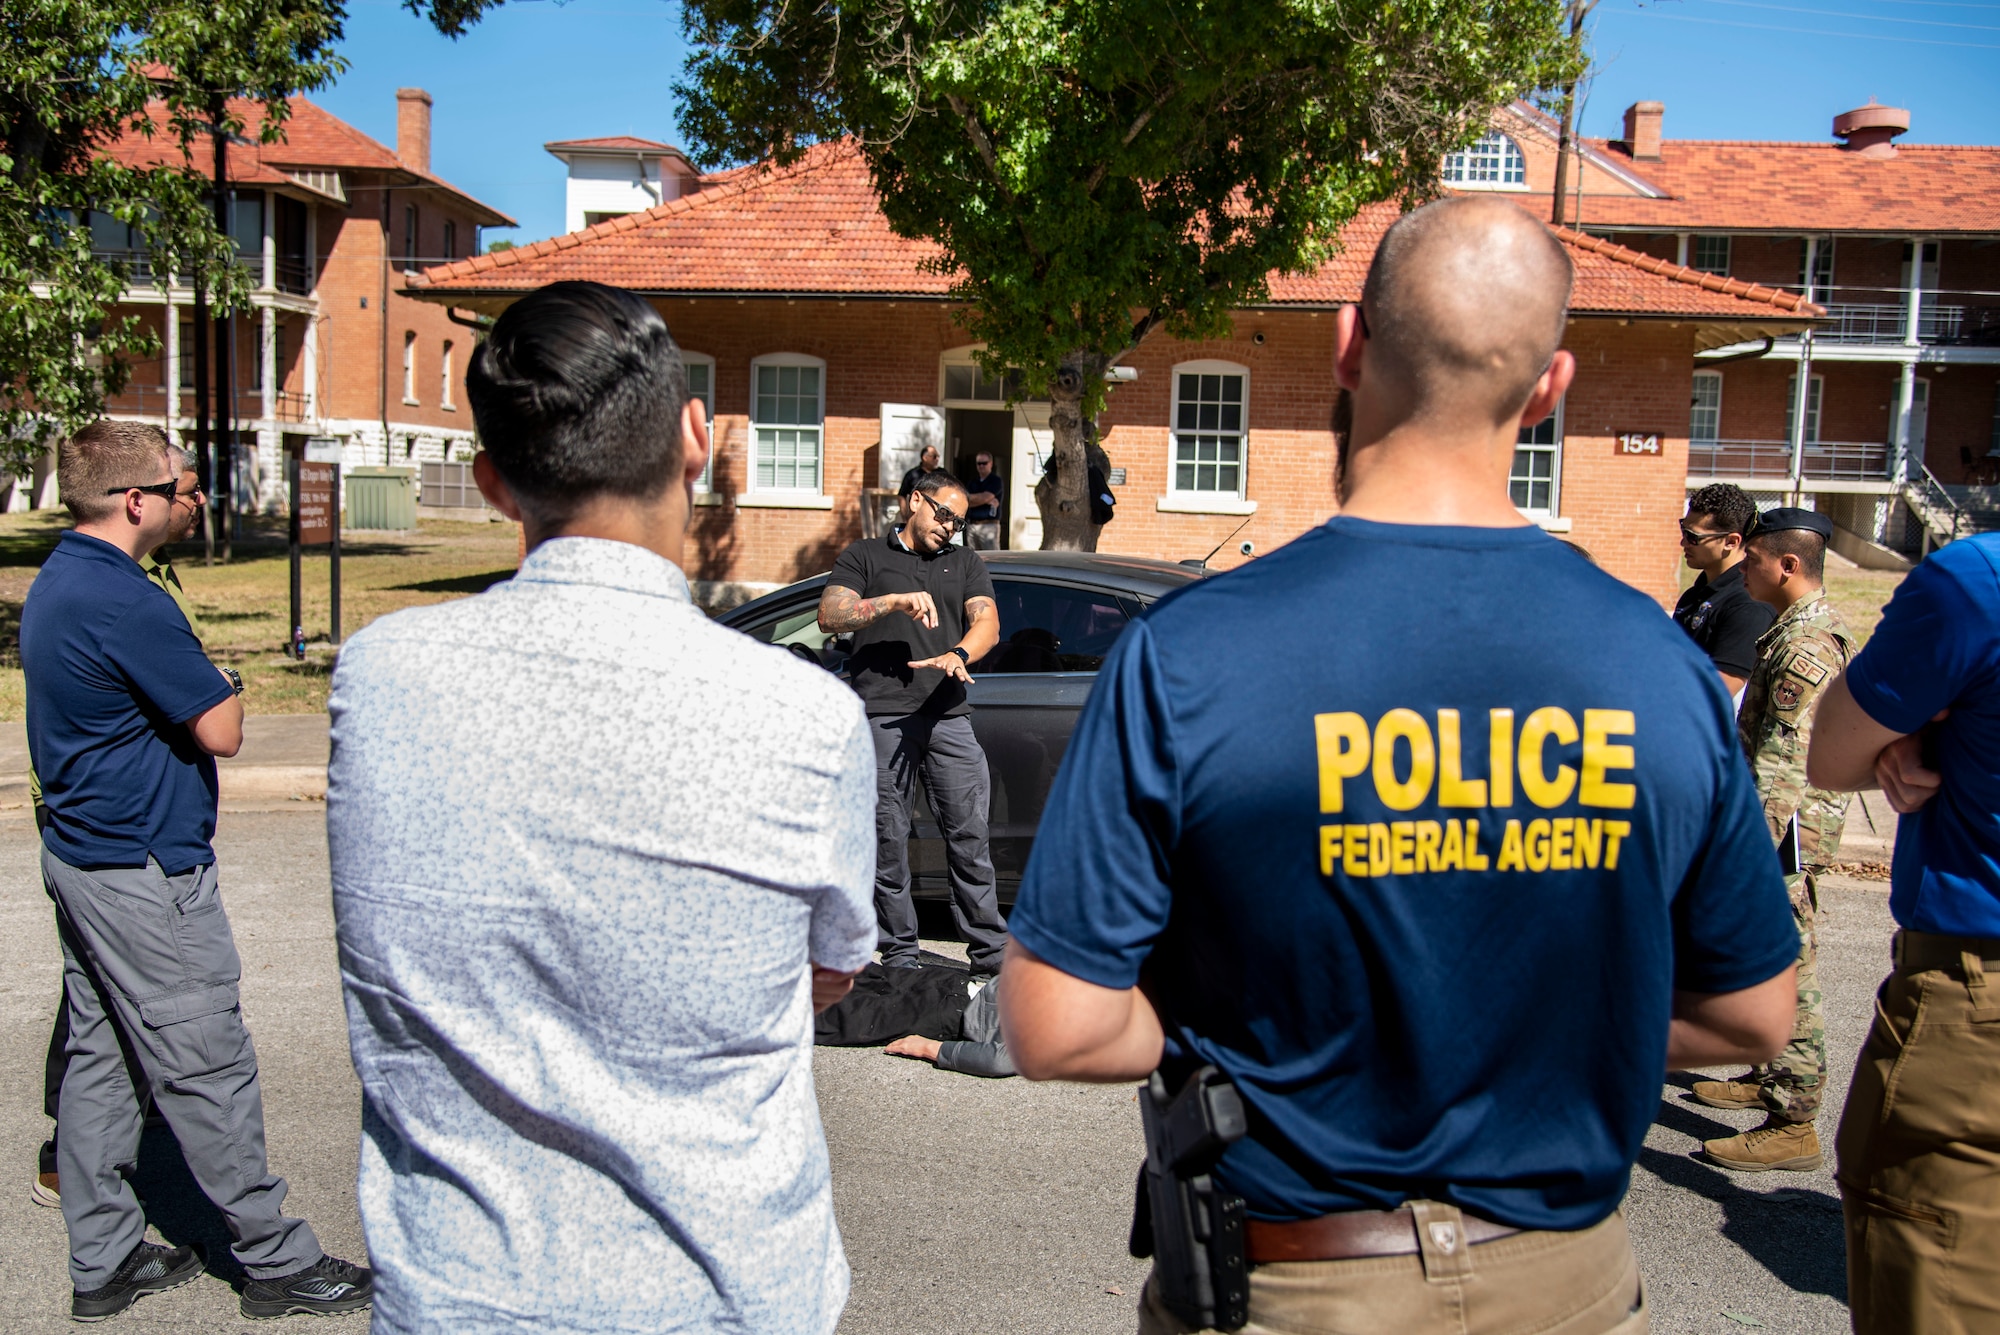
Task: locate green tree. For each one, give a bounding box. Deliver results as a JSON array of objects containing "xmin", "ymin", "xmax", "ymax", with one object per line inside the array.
[
  {"xmin": 421, "ymin": 0, "xmax": 1575, "ymax": 548},
  {"xmin": 0, "ymin": 0, "xmax": 343, "ymax": 473}
]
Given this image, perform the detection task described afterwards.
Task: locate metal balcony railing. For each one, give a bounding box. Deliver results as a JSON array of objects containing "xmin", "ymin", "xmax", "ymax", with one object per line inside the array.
[
  {"xmin": 273, "ymin": 390, "xmax": 310, "ymax": 422},
  {"xmin": 1810, "ymin": 303, "xmax": 1965, "ymax": 344},
  {"xmin": 1689, "ymin": 439, "xmax": 1891, "ymax": 482},
  {"xmin": 104, "ymin": 384, "xmax": 177, "ymax": 416}
]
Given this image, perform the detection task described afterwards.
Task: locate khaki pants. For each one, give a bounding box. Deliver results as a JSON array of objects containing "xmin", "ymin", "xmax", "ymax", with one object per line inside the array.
[
  {"xmin": 1837, "ymin": 931, "xmax": 2000, "ymax": 1335},
  {"xmin": 1137, "ymin": 1205, "xmax": 1645, "ymax": 1335}
]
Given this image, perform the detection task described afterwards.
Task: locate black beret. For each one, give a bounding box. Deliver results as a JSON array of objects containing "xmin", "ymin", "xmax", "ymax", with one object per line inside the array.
[{"xmin": 1752, "ymin": 506, "xmax": 1833, "ymax": 540}]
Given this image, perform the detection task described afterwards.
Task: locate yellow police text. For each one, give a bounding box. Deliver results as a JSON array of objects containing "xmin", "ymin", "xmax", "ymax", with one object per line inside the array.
[
  {"xmin": 1318, "ymin": 818, "xmax": 1632, "ymax": 878},
  {"xmin": 1315, "ymin": 707, "xmax": 1636, "ymax": 815}
]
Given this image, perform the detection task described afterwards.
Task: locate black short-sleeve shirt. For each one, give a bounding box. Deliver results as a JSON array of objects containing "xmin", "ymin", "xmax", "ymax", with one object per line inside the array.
[
  {"xmin": 1673, "ymin": 563, "xmax": 1775, "ymax": 679},
  {"xmin": 829, "ymin": 531, "xmax": 994, "ymax": 718},
  {"xmin": 967, "ymin": 471, "xmax": 1005, "ymax": 522},
  {"xmin": 898, "ymin": 466, "xmax": 931, "ymax": 499}
]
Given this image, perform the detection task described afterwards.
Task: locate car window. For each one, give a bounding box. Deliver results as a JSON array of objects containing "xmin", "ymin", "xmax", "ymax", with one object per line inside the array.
[
  {"xmin": 978, "ymin": 579, "xmax": 1133, "ymax": 673},
  {"xmin": 738, "ymin": 597, "xmax": 838, "ymax": 653}
]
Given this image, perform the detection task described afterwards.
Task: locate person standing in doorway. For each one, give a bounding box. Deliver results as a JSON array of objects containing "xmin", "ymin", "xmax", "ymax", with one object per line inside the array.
[
  {"xmin": 819, "ymin": 471, "xmax": 1009, "ymax": 977},
  {"xmin": 24, "ymin": 420, "xmax": 368, "ymax": 1322},
  {"xmin": 898, "ymin": 443, "xmax": 941, "ymax": 518},
  {"xmin": 1695, "ymin": 508, "xmax": 1855, "ymax": 1173},
  {"xmin": 1674, "ymin": 483, "xmax": 1774, "ymax": 703},
  {"xmin": 966, "ymin": 451, "xmax": 1005, "ymax": 551}
]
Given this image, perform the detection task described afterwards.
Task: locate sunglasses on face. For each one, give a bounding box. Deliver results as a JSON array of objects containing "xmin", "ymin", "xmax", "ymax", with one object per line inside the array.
[
  {"xmin": 918, "ymin": 492, "xmax": 965, "ymax": 531},
  {"xmin": 1679, "ymin": 527, "xmax": 1729, "ymax": 546},
  {"xmin": 106, "ymin": 479, "xmax": 182, "ymax": 501}
]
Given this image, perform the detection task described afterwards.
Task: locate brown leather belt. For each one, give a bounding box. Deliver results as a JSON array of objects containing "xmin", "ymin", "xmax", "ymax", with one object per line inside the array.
[{"xmin": 1245, "ymin": 1206, "xmax": 1521, "ymax": 1264}]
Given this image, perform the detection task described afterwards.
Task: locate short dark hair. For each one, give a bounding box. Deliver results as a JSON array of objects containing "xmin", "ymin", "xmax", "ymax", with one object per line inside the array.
[
  {"xmin": 466, "ymin": 281, "xmax": 688, "ymax": 524},
  {"xmin": 913, "ymin": 468, "xmax": 965, "ymax": 501},
  {"xmin": 1746, "ymin": 527, "xmax": 1827, "ymax": 582},
  {"xmin": 1685, "ymin": 483, "xmax": 1757, "ymax": 539}
]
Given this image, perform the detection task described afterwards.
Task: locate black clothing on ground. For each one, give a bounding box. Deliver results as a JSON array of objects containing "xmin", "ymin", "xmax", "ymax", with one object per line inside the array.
[
  {"xmin": 829, "ymin": 531, "xmax": 994, "ymax": 718},
  {"xmin": 813, "ymin": 965, "xmax": 1015, "ymax": 1077},
  {"xmin": 967, "ymin": 472, "xmax": 1004, "ymax": 522},
  {"xmin": 1673, "ymin": 563, "xmax": 1775, "ymax": 680},
  {"xmin": 898, "ymin": 465, "xmax": 933, "ymax": 499}
]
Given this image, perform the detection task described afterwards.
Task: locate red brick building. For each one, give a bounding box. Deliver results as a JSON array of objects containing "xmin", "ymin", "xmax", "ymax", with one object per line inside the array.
[
  {"xmin": 1501, "ymin": 97, "xmax": 2000, "ymax": 557},
  {"xmin": 412, "ymin": 142, "xmax": 1815, "ymax": 604},
  {"xmin": 54, "ymin": 88, "xmax": 512, "ymax": 513}
]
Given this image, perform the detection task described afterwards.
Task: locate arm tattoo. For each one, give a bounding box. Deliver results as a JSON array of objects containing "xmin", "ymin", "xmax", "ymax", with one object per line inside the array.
[
  {"xmin": 965, "ymin": 596, "xmax": 997, "ymax": 624},
  {"xmin": 818, "ymin": 584, "xmax": 891, "ymax": 633}
]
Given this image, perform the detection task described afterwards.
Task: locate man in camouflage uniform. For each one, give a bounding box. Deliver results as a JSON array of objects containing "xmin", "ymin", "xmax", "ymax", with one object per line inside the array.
[{"xmin": 1696, "ymin": 507, "xmax": 1855, "ymax": 1172}]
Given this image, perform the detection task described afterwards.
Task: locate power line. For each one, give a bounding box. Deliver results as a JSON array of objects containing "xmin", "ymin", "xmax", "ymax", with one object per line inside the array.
[
  {"xmin": 1620, "ymin": 7, "xmax": 2000, "ymax": 47},
  {"xmin": 1697, "ymin": 0, "xmax": 2000, "ymax": 30}
]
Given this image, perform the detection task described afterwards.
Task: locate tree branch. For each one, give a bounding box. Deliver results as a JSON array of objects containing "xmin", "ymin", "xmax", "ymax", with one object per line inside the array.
[
  {"xmin": 946, "ymin": 92, "xmax": 1042, "ymax": 265},
  {"xmin": 1085, "ymin": 82, "xmax": 1179, "ymax": 194}
]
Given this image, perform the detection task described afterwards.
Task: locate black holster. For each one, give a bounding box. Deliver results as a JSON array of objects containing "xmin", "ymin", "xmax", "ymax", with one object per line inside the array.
[{"xmin": 1129, "ymin": 1065, "xmax": 1249, "ymax": 1331}]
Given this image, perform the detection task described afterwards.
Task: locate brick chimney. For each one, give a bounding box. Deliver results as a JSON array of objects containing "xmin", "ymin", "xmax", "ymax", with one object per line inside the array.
[
  {"xmin": 1622, "ymin": 101, "xmax": 1664, "ymax": 160},
  {"xmin": 1833, "ymin": 98, "xmax": 1910, "ymax": 159},
  {"xmin": 395, "ymin": 88, "xmax": 433, "ymax": 174}
]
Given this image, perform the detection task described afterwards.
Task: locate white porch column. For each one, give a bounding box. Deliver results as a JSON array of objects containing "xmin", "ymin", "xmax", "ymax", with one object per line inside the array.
[
  {"xmin": 1675, "ymin": 233, "xmax": 1690, "ymax": 268},
  {"xmin": 1903, "ymin": 237, "xmax": 1925, "ymax": 348},
  {"xmin": 1891, "ymin": 358, "xmax": 1918, "ymax": 484},
  {"xmin": 1801, "ymin": 235, "xmax": 1820, "ymax": 304},
  {"xmin": 1787, "ymin": 330, "xmax": 1815, "ymax": 506},
  {"xmin": 261, "ymin": 190, "xmax": 275, "ymax": 291},
  {"xmin": 164, "ymin": 298, "xmax": 180, "ymax": 447},
  {"xmin": 303, "ymin": 314, "xmax": 320, "ymax": 421}
]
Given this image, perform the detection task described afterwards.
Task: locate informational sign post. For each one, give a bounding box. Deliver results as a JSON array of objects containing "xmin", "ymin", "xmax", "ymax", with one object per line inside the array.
[{"xmin": 289, "ymin": 438, "xmax": 344, "ymax": 657}]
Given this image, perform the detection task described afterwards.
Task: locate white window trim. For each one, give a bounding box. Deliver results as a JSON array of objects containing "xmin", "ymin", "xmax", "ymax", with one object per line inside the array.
[
  {"xmin": 1510, "ymin": 398, "xmax": 1564, "ymax": 521},
  {"xmin": 940, "ymin": 345, "xmax": 1016, "ymax": 408},
  {"xmin": 682, "ymin": 352, "xmax": 718, "ymax": 492},
  {"xmin": 1690, "ymin": 369, "xmax": 1722, "ymax": 444},
  {"xmin": 402, "ymin": 331, "xmax": 419, "ymax": 406},
  {"xmin": 441, "ymin": 340, "xmax": 456, "ymax": 411},
  {"xmin": 1442, "ymin": 132, "xmax": 1529, "ymax": 193},
  {"xmin": 1168, "ymin": 358, "xmax": 1251, "ymax": 504},
  {"xmin": 740, "ymin": 352, "xmax": 827, "ymax": 500}
]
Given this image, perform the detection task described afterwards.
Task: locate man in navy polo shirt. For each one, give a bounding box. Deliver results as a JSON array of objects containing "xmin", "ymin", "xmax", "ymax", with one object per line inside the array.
[
  {"xmin": 999, "ymin": 197, "xmax": 1799, "ymax": 1334},
  {"xmin": 23, "ymin": 420, "xmax": 369, "ymax": 1322},
  {"xmin": 1809, "ymin": 531, "xmax": 2000, "ymax": 1334}
]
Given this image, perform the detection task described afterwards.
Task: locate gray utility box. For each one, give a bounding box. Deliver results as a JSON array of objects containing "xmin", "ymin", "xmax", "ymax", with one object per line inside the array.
[
  {"xmin": 346, "ymin": 467, "xmax": 416, "ymax": 530},
  {"xmin": 419, "ymin": 460, "xmax": 487, "ymax": 511}
]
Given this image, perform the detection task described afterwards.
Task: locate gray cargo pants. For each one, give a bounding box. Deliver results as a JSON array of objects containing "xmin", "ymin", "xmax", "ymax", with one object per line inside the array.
[
  {"xmin": 871, "ymin": 713, "xmax": 1009, "ymax": 974},
  {"xmin": 44, "ymin": 847, "xmax": 321, "ymax": 1289}
]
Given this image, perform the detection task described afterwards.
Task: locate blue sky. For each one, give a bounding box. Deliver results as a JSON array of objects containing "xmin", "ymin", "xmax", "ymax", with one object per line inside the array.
[{"xmin": 313, "ymin": 0, "xmax": 2000, "ymax": 248}]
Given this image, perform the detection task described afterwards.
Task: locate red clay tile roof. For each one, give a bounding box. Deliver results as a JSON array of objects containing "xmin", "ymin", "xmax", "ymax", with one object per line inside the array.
[
  {"xmin": 412, "ymin": 141, "xmax": 1817, "ymax": 329},
  {"xmin": 1569, "ymin": 139, "xmax": 2000, "ymax": 234},
  {"xmin": 100, "ymin": 97, "xmax": 514, "ymax": 226},
  {"xmin": 545, "ymin": 136, "xmax": 683, "ymax": 153}
]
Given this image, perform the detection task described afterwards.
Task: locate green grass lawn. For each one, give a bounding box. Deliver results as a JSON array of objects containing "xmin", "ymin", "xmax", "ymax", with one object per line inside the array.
[{"xmin": 0, "ymin": 511, "xmax": 521, "ymax": 718}]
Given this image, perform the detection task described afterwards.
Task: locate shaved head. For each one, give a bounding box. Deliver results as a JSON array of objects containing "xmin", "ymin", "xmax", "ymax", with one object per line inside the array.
[{"xmin": 1361, "ymin": 196, "xmax": 1574, "ymax": 429}]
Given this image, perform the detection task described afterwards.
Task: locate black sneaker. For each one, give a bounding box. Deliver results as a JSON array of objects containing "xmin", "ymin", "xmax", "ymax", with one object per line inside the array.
[
  {"xmin": 71, "ymin": 1241, "xmax": 202, "ymax": 1321},
  {"xmin": 239, "ymin": 1254, "xmax": 373, "ymax": 1320}
]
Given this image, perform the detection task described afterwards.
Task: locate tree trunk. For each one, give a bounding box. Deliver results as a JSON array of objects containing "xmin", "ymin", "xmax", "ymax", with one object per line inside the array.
[{"xmin": 1035, "ymin": 349, "xmax": 1103, "ymax": 551}]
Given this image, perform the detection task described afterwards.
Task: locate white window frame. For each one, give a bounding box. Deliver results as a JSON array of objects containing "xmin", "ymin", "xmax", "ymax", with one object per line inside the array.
[
  {"xmin": 741, "ymin": 353, "xmax": 831, "ymax": 508},
  {"xmin": 1510, "ymin": 398, "xmax": 1565, "ymax": 521},
  {"xmin": 1442, "ymin": 132, "xmax": 1528, "ymax": 192},
  {"xmin": 940, "ymin": 347, "xmax": 1018, "ymax": 406},
  {"xmin": 402, "ymin": 331, "xmax": 418, "ymax": 406},
  {"xmin": 1786, "ymin": 373, "xmax": 1824, "ymax": 445},
  {"xmin": 441, "ymin": 339, "xmax": 455, "ymax": 411},
  {"xmin": 1160, "ymin": 360, "xmax": 1256, "ymax": 516},
  {"xmin": 1693, "ymin": 234, "xmax": 1731, "ymax": 276},
  {"xmin": 681, "ymin": 352, "xmax": 717, "ymax": 496},
  {"xmin": 1690, "ymin": 370, "xmax": 1722, "ymax": 444}
]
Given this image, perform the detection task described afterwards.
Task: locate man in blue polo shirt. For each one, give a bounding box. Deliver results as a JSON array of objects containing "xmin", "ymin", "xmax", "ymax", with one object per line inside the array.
[
  {"xmin": 1808, "ymin": 531, "xmax": 2000, "ymax": 1335},
  {"xmin": 23, "ymin": 420, "xmax": 369, "ymax": 1322},
  {"xmin": 999, "ymin": 197, "xmax": 1799, "ymax": 1334}
]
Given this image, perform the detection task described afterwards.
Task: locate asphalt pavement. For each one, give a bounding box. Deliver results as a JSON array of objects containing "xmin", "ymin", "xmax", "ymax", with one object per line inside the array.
[{"xmin": 0, "ymin": 798, "xmax": 1892, "ymax": 1334}]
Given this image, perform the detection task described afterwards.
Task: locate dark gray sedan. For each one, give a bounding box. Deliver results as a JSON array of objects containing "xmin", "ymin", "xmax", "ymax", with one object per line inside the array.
[{"xmin": 717, "ymin": 551, "xmax": 1203, "ymax": 902}]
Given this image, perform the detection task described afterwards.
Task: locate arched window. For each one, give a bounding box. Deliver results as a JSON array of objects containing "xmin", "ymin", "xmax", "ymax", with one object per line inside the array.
[{"xmin": 1443, "ymin": 133, "xmax": 1527, "ymax": 190}]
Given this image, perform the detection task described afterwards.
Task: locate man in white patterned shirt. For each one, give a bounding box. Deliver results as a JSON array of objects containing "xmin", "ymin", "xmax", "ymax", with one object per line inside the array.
[{"xmin": 327, "ymin": 281, "xmax": 876, "ymax": 1334}]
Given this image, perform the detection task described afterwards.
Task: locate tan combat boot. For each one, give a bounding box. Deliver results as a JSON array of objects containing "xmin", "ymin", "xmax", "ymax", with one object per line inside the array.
[
  {"xmin": 1690, "ymin": 1076, "xmax": 1765, "ymax": 1110},
  {"xmin": 1701, "ymin": 1118, "xmax": 1822, "ymax": 1172}
]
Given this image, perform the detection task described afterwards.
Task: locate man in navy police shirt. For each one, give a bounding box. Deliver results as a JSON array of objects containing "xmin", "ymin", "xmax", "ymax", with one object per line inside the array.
[
  {"xmin": 1000, "ymin": 197, "xmax": 1798, "ymax": 1334},
  {"xmin": 22, "ymin": 421, "xmax": 368, "ymax": 1322}
]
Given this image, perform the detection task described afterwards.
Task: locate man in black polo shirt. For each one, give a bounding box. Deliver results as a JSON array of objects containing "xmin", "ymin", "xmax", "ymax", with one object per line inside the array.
[
  {"xmin": 1674, "ymin": 483, "xmax": 1775, "ymax": 700},
  {"xmin": 819, "ymin": 470, "xmax": 1008, "ymax": 976}
]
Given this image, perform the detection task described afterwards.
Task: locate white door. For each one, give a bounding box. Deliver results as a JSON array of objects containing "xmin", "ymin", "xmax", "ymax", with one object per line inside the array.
[
  {"xmin": 878, "ymin": 403, "xmax": 944, "ymax": 490},
  {"xmin": 1009, "ymin": 402, "xmax": 1052, "ymax": 551}
]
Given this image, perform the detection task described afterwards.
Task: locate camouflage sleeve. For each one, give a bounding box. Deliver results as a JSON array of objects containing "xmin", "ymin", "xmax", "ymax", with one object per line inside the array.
[{"xmin": 1748, "ymin": 629, "xmax": 1844, "ymax": 849}]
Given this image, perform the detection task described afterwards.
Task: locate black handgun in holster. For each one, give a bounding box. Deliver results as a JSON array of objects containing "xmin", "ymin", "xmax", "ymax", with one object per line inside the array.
[{"xmin": 1129, "ymin": 1065, "xmax": 1249, "ymax": 1331}]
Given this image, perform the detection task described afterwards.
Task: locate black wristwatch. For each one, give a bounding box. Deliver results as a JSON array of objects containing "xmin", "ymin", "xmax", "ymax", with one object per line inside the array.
[
  {"xmin": 948, "ymin": 646, "xmax": 970, "ymax": 665},
  {"xmin": 221, "ymin": 667, "xmax": 244, "ymax": 696}
]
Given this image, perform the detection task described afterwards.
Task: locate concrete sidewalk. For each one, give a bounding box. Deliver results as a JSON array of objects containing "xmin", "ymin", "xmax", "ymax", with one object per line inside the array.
[{"xmin": 0, "ymin": 716, "xmax": 331, "ymax": 815}]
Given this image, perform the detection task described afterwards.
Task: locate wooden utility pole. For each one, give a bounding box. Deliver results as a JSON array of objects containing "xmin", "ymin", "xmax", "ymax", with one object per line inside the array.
[{"xmin": 1549, "ymin": 0, "xmax": 1598, "ymax": 228}]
